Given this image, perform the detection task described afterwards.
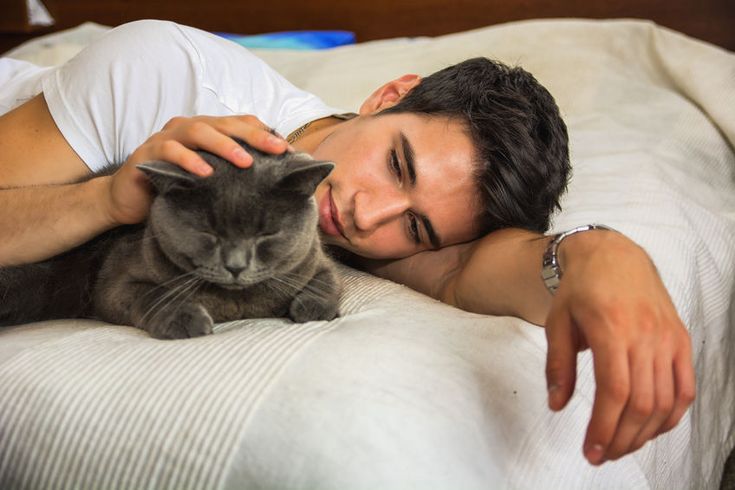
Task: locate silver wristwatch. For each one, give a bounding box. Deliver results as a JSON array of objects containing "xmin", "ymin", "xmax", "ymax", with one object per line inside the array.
[{"xmin": 541, "ymin": 224, "xmax": 615, "ymax": 294}]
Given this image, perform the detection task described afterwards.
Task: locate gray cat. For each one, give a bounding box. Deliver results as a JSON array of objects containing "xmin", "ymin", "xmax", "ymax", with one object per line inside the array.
[{"xmin": 0, "ymin": 142, "xmax": 342, "ymax": 339}]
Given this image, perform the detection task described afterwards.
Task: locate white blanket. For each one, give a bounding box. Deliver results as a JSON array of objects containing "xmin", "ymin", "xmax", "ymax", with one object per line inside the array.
[{"xmin": 1, "ymin": 18, "xmax": 734, "ymax": 489}]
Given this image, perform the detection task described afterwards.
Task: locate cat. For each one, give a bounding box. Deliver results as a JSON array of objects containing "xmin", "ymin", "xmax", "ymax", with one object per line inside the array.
[{"xmin": 0, "ymin": 141, "xmax": 342, "ymax": 339}]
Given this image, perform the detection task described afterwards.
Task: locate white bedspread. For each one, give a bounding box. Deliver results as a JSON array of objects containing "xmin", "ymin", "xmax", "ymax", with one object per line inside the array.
[{"xmin": 1, "ymin": 18, "xmax": 734, "ymax": 489}]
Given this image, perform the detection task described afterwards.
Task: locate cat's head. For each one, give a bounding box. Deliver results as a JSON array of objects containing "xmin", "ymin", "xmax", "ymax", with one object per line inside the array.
[{"xmin": 137, "ymin": 142, "xmax": 334, "ymax": 289}]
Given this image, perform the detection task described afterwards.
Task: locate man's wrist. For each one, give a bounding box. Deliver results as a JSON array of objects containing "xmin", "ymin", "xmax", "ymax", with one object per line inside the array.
[
  {"xmin": 557, "ymin": 227, "xmax": 619, "ymax": 271},
  {"xmin": 84, "ymin": 175, "xmax": 120, "ymax": 229}
]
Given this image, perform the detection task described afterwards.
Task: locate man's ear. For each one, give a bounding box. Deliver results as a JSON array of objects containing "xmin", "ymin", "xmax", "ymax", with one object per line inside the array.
[{"xmin": 359, "ymin": 74, "xmax": 421, "ymax": 115}]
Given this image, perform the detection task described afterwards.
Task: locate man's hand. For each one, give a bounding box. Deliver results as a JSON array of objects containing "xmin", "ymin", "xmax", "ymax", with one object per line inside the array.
[
  {"xmin": 544, "ymin": 230, "xmax": 695, "ymax": 465},
  {"xmin": 104, "ymin": 114, "xmax": 291, "ymax": 225}
]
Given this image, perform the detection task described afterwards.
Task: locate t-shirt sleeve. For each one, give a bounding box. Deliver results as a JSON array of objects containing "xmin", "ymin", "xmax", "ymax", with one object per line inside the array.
[{"xmin": 41, "ymin": 20, "xmax": 205, "ymax": 172}]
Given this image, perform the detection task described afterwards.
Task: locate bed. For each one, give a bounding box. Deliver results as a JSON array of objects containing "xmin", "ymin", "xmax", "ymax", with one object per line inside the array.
[{"xmin": 1, "ymin": 2, "xmax": 734, "ymax": 489}]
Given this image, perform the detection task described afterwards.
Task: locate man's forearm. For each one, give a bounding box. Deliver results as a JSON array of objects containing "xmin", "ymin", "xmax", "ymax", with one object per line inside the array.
[
  {"xmin": 362, "ymin": 228, "xmax": 554, "ymax": 325},
  {"xmin": 439, "ymin": 227, "xmax": 631, "ymax": 326},
  {"xmin": 0, "ymin": 176, "xmax": 116, "ymax": 266},
  {"xmin": 440, "ymin": 229, "xmax": 553, "ymax": 325}
]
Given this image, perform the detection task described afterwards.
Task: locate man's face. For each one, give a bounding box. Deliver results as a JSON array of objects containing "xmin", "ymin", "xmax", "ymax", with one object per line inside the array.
[{"xmin": 311, "ymin": 113, "xmax": 481, "ymax": 260}]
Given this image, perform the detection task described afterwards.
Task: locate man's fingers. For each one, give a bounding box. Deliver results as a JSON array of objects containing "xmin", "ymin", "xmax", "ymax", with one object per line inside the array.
[
  {"xmin": 159, "ymin": 115, "xmax": 292, "ymax": 171},
  {"xmin": 222, "ymin": 115, "xmax": 290, "ymax": 155},
  {"xmin": 151, "ymin": 139, "xmax": 213, "ymax": 177},
  {"xmin": 179, "ymin": 121, "xmax": 254, "ymax": 168},
  {"xmin": 604, "ymin": 347, "xmax": 656, "ymax": 460},
  {"xmin": 584, "ymin": 342, "xmax": 629, "ymax": 465},
  {"xmin": 628, "ymin": 353, "xmax": 675, "ymax": 452},
  {"xmin": 657, "ymin": 348, "xmax": 696, "ymax": 435},
  {"xmin": 545, "ymin": 306, "xmax": 578, "ymax": 411}
]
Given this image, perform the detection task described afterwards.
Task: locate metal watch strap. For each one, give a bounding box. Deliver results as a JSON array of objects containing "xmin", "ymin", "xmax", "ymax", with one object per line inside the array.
[{"xmin": 541, "ymin": 224, "xmax": 615, "ymax": 295}]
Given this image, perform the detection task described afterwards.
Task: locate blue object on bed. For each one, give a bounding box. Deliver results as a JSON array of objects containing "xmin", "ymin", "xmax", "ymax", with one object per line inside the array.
[{"xmin": 216, "ymin": 31, "xmax": 356, "ymax": 50}]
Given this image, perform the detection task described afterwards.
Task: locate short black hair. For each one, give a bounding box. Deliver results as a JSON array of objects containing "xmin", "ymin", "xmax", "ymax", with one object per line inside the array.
[{"xmin": 378, "ymin": 57, "xmax": 570, "ymax": 235}]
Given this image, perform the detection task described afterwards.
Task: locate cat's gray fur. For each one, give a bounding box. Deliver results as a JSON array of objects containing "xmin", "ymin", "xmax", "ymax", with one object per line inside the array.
[{"xmin": 0, "ymin": 142, "xmax": 341, "ymax": 339}]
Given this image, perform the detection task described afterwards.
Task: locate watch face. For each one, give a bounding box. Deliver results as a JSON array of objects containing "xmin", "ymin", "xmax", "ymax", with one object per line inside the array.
[
  {"xmin": 545, "ymin": 275, "xmax": 561, "ymax": 293},
  {"xmin": 542, "ymin": 264, "xmax": 561, "ymax": 293}
]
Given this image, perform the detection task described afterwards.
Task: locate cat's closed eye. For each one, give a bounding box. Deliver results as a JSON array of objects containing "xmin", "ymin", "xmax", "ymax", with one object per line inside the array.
[
  {"xmin": 256, "ymin": 238, "xmax": 278, "ymax": 260},
  {"xmin": 198, "ymin": 232, "xmax": 219, "ymax": 248}
]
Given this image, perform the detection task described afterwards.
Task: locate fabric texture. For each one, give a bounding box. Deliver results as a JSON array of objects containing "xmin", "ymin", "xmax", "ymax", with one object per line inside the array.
[
  {"xmin": 0, "ymin": 58, "xmax": 51, "ymax": 115},
  {"xmin": 1, "ymin": 18, "xmax": 734, "ymax": 489}
]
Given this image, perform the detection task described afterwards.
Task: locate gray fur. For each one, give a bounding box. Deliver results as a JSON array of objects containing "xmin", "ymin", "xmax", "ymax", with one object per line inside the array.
[{"xmin": 0, "ymin": 142, "xmax": 341, "ymax": 339}]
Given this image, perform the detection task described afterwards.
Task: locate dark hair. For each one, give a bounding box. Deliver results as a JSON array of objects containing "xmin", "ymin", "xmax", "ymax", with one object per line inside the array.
[{"xmin": 378, "ymin": 57, "xmax": 570, "ymax": 235}]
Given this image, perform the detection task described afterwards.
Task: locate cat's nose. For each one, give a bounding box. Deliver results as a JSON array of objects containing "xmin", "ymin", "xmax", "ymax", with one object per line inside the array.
[
  {"xmin": 226, "ymin": 266, "xmax": 246, "ymax": 278},
  {"xmin": 222, "ymin": 245, "xmax": 248, "ymax": 277}
]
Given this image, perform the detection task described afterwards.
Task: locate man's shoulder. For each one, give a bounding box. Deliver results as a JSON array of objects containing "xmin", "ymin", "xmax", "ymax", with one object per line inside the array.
[{"xmin": 92, "ymin": 20, "xmax": 267, "ymax": 74}]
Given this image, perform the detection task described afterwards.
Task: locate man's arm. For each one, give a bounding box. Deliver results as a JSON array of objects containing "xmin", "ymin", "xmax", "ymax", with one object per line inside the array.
[
  {"xmin": 361, "ymin": 228, "xmax": 551, "ymax": 323},
  {"xmin": 0, "ymin": 94, "xmax": 90, "ymax": 188},
  {"xmin": 0, "ymin": 94, "xmax": 291, "ymax": 267},
  {"xmin": 362, "ymin": 227, "xmax": 695, "ymax": 466},
  {"xmin": 0, "ymin": 177, "xmax": 117, "ymax": 266},
  {"xmin": 0, "ymin": 94, "xmax": 118, "ymax": 266}
]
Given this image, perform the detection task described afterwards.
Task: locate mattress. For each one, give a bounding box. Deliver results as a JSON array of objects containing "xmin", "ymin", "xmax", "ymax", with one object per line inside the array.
[{"xmin": 1, "ymin": 18, "xmax": 734, "ymax": 489}]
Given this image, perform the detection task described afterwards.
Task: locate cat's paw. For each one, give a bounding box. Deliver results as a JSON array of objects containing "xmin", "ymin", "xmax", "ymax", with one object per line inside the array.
[
  {"xmin": 143, "ymin": 303, "xmax": 214, "ymax": 340},
  {"xmin": 288, "ymin": 294, "xmax": 339, "ymax": 323}
]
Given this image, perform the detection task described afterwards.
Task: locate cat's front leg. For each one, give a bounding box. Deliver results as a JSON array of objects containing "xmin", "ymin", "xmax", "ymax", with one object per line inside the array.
[
  {"xmin": 130, "ymin": 289, "xmax": 214, "ymax": 340},
  {"xmin": 98, "ymin": 280, "xmax": 214, "ymax": 340},
  {"xmin": 288, "ymin": 266, "xmax": 341, "ymax": 323}
]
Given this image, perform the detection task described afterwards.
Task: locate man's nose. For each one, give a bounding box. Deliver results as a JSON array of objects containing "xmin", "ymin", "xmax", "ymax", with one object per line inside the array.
[{"xmin": 353, "ymin": 190, "xmax": 410, "ymax": 232}]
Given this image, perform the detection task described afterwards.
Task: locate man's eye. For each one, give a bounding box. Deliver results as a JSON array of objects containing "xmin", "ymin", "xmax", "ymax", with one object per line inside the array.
[
  {"xmin": 389, "ymin": 150, "xmax": 402, "ymax": 179},
  {"xmin": 407, "ymin": 213, "xmax": 420, "ymax": 244}
]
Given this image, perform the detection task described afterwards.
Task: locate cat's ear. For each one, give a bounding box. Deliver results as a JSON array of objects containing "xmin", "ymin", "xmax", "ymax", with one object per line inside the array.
[
  {"xmin": 137, "ymin": 161, "xmax": 199, "ymax": 193},
  {"xmin": 276, "ymin": 161, "xmax": 335, "ymax": 196}
]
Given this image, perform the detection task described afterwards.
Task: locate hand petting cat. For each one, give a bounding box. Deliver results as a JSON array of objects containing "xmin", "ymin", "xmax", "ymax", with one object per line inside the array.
[{"xmin": 103, "ymin": 114, "xmax": 290, "ymax": 226}]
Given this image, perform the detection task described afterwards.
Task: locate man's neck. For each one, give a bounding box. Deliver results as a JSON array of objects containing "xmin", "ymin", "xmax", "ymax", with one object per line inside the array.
[{"xmin": 291, "ymin": 116, "xmax": 347, "ymax": 154}]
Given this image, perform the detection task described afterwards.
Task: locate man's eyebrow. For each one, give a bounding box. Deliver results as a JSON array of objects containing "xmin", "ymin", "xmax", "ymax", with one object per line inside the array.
[
  {"xmin": 400, "ymin": 132, "xmax": 417, "ymax": 185},
  {"xmin": 400, "ymin": 131, "xmax": 441, "ymax": 249},
  {"xmin": 418, "ymin": 213, "xmax": 441, "ymax": 249}
]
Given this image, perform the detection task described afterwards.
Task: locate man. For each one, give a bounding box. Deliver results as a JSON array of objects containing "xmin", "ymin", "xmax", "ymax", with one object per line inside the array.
[{"xmin": 0, "ymin": 20, "xmax": 693, "ymax": 466}]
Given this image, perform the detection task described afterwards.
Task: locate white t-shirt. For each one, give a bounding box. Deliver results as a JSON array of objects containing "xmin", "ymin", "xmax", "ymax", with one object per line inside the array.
[{"xmin": 0, "ymin": 19, "xmax": 345, "ymax": 172}]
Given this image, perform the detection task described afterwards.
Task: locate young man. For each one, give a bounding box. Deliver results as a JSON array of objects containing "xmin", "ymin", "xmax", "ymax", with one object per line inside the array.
[{"xmin": 0, "ymin": 20, "xmax": 693, "ymax": 466}]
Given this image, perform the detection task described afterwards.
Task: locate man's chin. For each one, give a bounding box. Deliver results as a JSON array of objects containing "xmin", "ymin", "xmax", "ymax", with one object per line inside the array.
[
  {"xmin": 318, "ymin": 232, "xmax": 402, "ymax": 261},
  {"xmin": 320, "ymin": 231, "xmax": 354, "ymax": 249},
  {"xmin": 318, "ymin": 230, "xmax": 338, "ymax": 245},
  {"xmin": 318, "ymin": 234, "xmax": 363, "ymax": 261}
]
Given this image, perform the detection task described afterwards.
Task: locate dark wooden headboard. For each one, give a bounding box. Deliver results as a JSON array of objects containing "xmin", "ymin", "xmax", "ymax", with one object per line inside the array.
[{"xmin": 2, "ymin": 0, "xmax": 733, "ymax": 53}]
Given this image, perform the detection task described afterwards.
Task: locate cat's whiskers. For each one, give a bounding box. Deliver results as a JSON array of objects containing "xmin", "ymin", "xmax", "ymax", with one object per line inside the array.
[
  {"xmin": 278, "ymin": 270, "xmax": 336, "ymax": 296},
  {"xmin": 139, "ymin": 276, "xmax": 200, "ymax": 327},
  {"xmin": 269, "ymin": 274, "xmax": 328, "ymax": 303},
  {"xmin": 165, "ymin": 276, "xmax": 205, "ymax": 324},
  {"xmin": 138, "ymin": 277, "xmax": 195, "ymax": 326},
  {"xmin": 145, "ymin": 277, "xmax": 202, "ymax": 327},
  {"xmin": 129, "ymin": 231, "xmax": 162, "ymax": 246},
  {"xmin": 280, "ymin": 270, "xmax": 336, "ymax": 290},
  {"xmin": 262, "ymin": 278, "xmax": 292, "ymax": 299},
  {"xmin": 139, "ymin": 270, "xmax": 199, "ymax": 302}
]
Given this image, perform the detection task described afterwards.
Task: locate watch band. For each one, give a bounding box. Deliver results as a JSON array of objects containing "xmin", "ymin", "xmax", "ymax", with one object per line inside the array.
[{"xmin": 541, "ymin": 224, "xmax": 615, "ymax": 295}]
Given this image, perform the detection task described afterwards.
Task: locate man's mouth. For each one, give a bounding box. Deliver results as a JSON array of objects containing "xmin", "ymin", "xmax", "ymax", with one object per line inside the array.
[{"xmin": 319, "ymin": 187, "xmax": 346, "ymax": 239}]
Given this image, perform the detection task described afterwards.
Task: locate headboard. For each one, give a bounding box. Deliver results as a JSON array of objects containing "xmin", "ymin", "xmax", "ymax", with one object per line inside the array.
[{"xmin": 1, "ymin": 0, "xmax": 734, "ymax": 53}]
